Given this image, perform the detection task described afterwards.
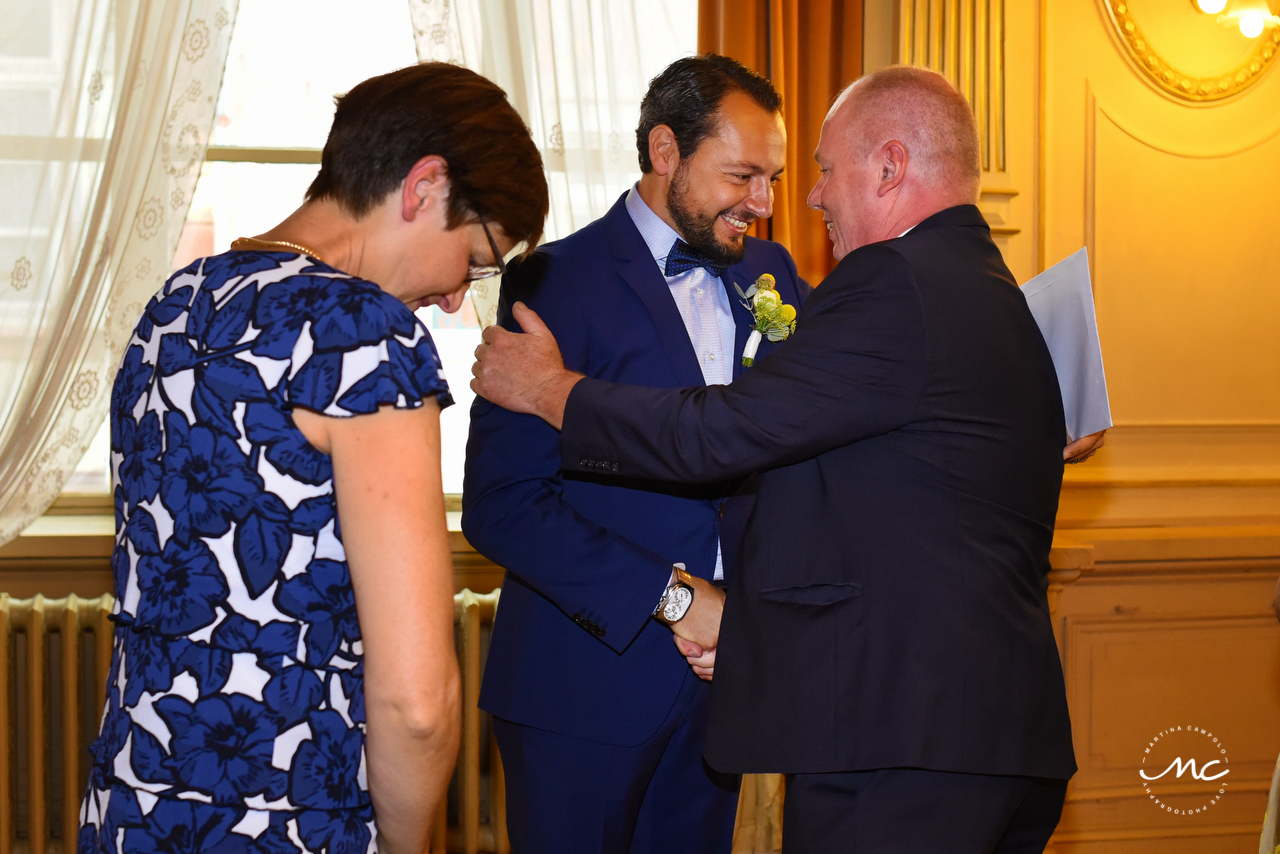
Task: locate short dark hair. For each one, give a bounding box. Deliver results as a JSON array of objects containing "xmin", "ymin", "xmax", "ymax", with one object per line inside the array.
[
  {"xmin": 635, "ymin": 54, "xmax": 782, "ymax": 173},
  {"xmin": 307, "ymin": 63, "xmax": 548, "ymax": 251}
]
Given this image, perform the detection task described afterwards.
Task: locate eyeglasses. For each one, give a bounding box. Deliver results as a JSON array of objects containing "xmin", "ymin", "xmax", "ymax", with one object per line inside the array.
[{"xmin": 465, "ymin": 216, "xmax": 508, "ymax": 282}]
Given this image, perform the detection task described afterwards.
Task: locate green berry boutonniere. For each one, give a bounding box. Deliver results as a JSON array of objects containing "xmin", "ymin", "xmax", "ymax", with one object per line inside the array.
[{"xmin": 735, "ymin": 273, "xmax": 797, "ymax": 367}]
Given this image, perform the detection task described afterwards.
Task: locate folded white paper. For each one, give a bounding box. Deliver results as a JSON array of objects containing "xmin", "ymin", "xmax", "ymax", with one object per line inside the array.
[{"xmin": 1020, "ymin": 247, "xmax": 1112, "ymax": 441}]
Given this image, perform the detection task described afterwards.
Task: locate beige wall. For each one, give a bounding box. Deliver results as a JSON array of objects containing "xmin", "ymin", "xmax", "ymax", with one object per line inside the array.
[
  {"xmin": 867, "ymin": 1, "xmax": 1280, "ymax": 520},
  {"xmin": 1044, "ymin": 2, "xmax": 1280, "ymax": 524},
  {"xmin": 1038, "ymin": 6, "xmax": 1280, "ymax": 848},
  {"xmin": 867, "ymin": 1, "xmax": 1280, "ymax": 850}
]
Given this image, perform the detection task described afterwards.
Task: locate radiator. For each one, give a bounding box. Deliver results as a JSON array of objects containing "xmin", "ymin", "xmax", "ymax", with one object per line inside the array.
[
  {"xmin": 0, "ymin": 594, "xmax": 112, "ymax": 854},
  {"xmin": 0, "ymin": 590, "xmax": 508, "ymax": 854}
]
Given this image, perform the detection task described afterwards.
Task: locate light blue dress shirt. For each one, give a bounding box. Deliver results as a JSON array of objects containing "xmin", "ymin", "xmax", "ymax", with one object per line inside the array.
[{"xmin": 625, "ymin": 185, "xmax": 735, "ymax": 580}]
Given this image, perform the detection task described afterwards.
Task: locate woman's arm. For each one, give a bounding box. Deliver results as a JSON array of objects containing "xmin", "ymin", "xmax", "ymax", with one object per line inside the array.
[{"xmin": 296, "ymin": 401, "xmax": 460, "ymax": 854}]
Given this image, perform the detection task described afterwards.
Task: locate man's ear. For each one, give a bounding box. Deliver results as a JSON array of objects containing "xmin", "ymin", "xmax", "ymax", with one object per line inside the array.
[
  {"xmin": 401, "ymin": 155, "xmax": 450, "ymax": 222},
  {"xmin": 876, "ymin": 141, "xmax": 908, "ymax": 198},
  {"xmin": 647, "ymin": 125, "xmax": 681, "ymax": 178}
]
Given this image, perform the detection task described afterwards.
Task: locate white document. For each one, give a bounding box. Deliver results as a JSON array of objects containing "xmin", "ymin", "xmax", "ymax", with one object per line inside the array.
[{"xmin": 1019, "ymin": 247, "xmax": 1112, "ymax": 441}]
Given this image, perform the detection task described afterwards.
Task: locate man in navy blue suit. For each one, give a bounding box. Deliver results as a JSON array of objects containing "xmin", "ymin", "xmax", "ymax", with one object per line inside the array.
[
  {"xmin": 462, "ymin": 55, "xmax": 808, "ymax": 854},
  {"xmin": 472, "ymin": 67, "xmax": 1108, "ymax": 852}
]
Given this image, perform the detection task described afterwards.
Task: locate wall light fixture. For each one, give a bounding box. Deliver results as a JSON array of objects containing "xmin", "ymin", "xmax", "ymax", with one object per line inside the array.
[{"xmin": 1194, "ymin": 0, "xmax": 1280, "ymax": 38}]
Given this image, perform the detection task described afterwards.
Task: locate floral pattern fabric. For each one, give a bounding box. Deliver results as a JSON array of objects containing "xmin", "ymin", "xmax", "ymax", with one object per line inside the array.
[{"xmin": 80, "ymin": 251, "xmax": 451, "ymax": 854}]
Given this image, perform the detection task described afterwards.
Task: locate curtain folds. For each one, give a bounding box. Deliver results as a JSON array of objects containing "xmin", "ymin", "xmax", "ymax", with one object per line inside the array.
[
  {"xmin": 411, "ymin": 0, "xmax": 696, "ymax": 328},
  {"xmin": 0, "ymin": 1, "xmax": 238, "ymax": 545},
  {"xmin": 700, "ymin": 0, "xmax": 863, "ymax": 285}
]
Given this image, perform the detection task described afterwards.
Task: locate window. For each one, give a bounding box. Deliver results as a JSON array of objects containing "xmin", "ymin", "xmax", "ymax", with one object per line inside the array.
[
  {"xmin": 66, "ymin": 0, "xmax": 472, "ymax": 491},
  {"xmin": 63, "ymin": 0, "xmax": 697, "ymax": 497}
]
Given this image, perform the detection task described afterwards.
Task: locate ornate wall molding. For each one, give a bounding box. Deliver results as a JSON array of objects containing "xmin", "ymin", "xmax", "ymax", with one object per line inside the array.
[
  {"xmin": 1101, "ymin": 0, "xmax": 1280, "ymax": 102},
  {"xmin": 898, "ymin": 0, "xmax": 1006, "ymax": 172}
]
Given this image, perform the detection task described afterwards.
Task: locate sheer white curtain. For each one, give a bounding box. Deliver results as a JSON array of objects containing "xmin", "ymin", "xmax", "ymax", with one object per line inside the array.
[
  {"xmin": 0, "ymin": 0, "xmax": 238, "ymax": 545},
  {"xmin": 409, "ymin": 0, "xmax": 695, "ymax": 326}
]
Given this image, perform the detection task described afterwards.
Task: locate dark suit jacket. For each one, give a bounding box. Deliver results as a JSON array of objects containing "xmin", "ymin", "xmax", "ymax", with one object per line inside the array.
[
  {"xmin": 557, "ymin": 205, "xmax": 1076, "ymax": 777},
  {"xmin": 463, "ymin": 193, "xmax": 808, "ymax": 746}
]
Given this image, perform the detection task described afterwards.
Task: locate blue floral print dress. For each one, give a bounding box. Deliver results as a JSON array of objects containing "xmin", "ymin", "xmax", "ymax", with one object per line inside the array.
[{"xmin": 78, "ymin": 251, "xmax": 452, "ymax": 854}]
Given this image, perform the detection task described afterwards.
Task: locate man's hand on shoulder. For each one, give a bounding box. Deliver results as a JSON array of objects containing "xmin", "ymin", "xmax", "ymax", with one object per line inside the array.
[{"xmin": 471, "ymin": 301, "xmax": 583, "ymax": 429}]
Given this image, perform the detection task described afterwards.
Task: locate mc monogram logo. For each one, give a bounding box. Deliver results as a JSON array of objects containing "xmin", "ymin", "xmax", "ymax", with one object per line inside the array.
[{"xmin": 1139, "ymin": 726, "xmax": 1231, "ymax": 816}]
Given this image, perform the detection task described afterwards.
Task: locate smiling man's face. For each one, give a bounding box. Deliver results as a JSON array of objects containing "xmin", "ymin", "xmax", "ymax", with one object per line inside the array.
[
  {"xmin": 806, "ymin": 89, "xmax": 886, "ymax": 262},
  {"xmin": 666, "ymin": 90, "xmax": 786, "ymax": 266}
]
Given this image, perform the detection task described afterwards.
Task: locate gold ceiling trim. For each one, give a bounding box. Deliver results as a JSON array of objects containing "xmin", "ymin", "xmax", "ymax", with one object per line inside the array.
[{"xmin": 1102, "ymin": 0, "xmax": 1280, "ymax": 101}]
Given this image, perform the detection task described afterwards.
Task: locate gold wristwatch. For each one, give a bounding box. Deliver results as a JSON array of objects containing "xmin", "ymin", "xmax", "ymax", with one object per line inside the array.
[{"xmin": 655, "ymin": 564, "xmax": 695, "ymax": 624}]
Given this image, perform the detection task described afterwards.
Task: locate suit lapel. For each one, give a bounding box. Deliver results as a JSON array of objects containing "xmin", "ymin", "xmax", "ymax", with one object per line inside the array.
[
  {"xmin": 607, "ymin": 199, "xmax": 706, "ymax": 388},
  {"xmin": 723, "ymin": 268, "xmax": 756, "ymax": 381}
]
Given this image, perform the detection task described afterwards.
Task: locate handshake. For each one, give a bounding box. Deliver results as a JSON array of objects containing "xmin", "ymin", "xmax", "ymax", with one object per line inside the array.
[{"xmin": 658, "ymin": 569, "xmax": 726, "ymax": 682}]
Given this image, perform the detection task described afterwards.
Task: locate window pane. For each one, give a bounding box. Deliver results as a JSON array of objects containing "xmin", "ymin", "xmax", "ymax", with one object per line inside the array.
[
  {"xmin": 0, "ymin": 0, "xmax": 53, "ymax": 59},
  {"xmin": 171, "ymin": 161, "xmax": 320, "ymax": 272},
  {"xmin": 210, "ymin": 0, "xmax": 419, "ymax": 149},
  {"xmin": 66, "ymin": 0, "xmax": 701, "ymax": 500},
  {"xmin": 417, "ymin": 305, "xmax": 483, "ymax": 495},
  {"xmin": 0, "ymin": 88, "xmax": 53, "ymax": 135},
  {"xmin": 64, "ymin": 415, "xmax": 109, "ymax": 493}
]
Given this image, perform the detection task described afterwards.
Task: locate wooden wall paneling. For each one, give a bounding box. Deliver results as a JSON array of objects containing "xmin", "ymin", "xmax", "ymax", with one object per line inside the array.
[
  {"xmin": 927, "ymin": 0, "xmax": 942, "ymax": 69},
  {"xmin": 1057, "ymin": 425, "xmax": 1280, "ymax": 530},
  {"xmin": 1049, "ymin": 566, "xmax": 1280, "ymax": 852},
  {"xmin": 993, "ymin": 0, "xmax": 1006, "ymax": 172},
  {"xmin": 861, "ymin": 0, "xmax": 895, "ymax": 74},
  {"xmin": 0, "ymin": 521, "xmax": 508, "ymax": 598},
  {"xmin": 958, "ymin": 0, "xmax": 975, "ymax": 106},
  {"xmin": 888, "ymin": 0, "xmax": 1037, "ymax": 279}
]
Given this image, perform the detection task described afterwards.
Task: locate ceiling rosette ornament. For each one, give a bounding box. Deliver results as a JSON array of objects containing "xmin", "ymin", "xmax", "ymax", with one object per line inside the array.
[{"xmin": 1102, "ymin": 0, "xmax": 1280, "ymax": 101}]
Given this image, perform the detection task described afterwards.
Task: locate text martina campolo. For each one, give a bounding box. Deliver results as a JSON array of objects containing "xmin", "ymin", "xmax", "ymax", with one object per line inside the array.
[{"xmin": 1139, "ymin": 725, "xmax": 1230, "ymax": 817}]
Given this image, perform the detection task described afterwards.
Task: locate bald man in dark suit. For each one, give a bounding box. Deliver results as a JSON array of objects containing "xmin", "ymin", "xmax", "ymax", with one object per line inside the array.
[{"xmin": 471, "ymin": 66, "xmax": 1105, "ymax": 853}]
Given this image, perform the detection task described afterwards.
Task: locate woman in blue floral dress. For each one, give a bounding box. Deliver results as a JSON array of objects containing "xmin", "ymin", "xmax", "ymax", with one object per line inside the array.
[{"xmin": 79, "ymin": 63, "xmax": 548, "ymax": 854}]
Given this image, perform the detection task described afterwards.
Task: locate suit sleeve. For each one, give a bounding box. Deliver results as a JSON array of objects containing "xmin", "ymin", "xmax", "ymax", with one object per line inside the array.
[
  {"xmin": 462, "ymin": 255, "xmax": 675, "ymax": 653},
  {"xmin": 560, "ymin": 244, "xmax": 927, "ymax": 484}
]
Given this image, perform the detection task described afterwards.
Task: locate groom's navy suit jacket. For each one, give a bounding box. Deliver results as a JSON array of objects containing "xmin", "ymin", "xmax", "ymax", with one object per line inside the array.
[
  {"xmin": 559, "ymin": 205, "xmax": 1077, "ymax": 778},
  {"xmin": 463, "ymin": 194, "xmax": 807, "ymax": 745}
]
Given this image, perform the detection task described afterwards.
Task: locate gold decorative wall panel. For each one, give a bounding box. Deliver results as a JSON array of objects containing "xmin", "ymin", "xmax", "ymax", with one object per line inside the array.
[{"xmin": 897, "ymin": 0, "xmax": 1005, "ymax": 171}]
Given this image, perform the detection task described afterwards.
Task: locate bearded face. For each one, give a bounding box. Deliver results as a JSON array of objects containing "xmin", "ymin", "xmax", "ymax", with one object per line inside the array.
[{"xmin": 666, "ymin": 159, "xmax": 755, "ymax": 267}]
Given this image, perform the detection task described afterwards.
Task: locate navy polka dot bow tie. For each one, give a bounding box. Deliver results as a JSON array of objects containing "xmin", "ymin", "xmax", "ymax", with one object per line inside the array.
[{"xmin": 664, "ymin": 239, "xmax": 729, "ymax": 278}]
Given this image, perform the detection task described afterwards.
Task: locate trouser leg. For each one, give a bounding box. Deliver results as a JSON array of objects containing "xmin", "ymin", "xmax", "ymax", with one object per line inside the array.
[
  {"xmin": 629, "ymin": 670, "xmax": 740, "ymax": 854},
  {"xmin": 493, "ymin": 670, "xmax": 737, "ymax": 854},
  {"xmin": 783, "ymin": 768, "xmax": 1064, "ymax": 854}
]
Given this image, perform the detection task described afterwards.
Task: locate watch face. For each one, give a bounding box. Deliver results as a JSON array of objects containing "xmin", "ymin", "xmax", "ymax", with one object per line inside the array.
[{"xmin": 663, "ymin": 585, "xmax": 693, "ymax": 622}]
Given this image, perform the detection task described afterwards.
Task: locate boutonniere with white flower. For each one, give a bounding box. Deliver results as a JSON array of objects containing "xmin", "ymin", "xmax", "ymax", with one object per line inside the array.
[{"xmin": 734, "ymin": 273, "xmax": 797, "ymax": 367}]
